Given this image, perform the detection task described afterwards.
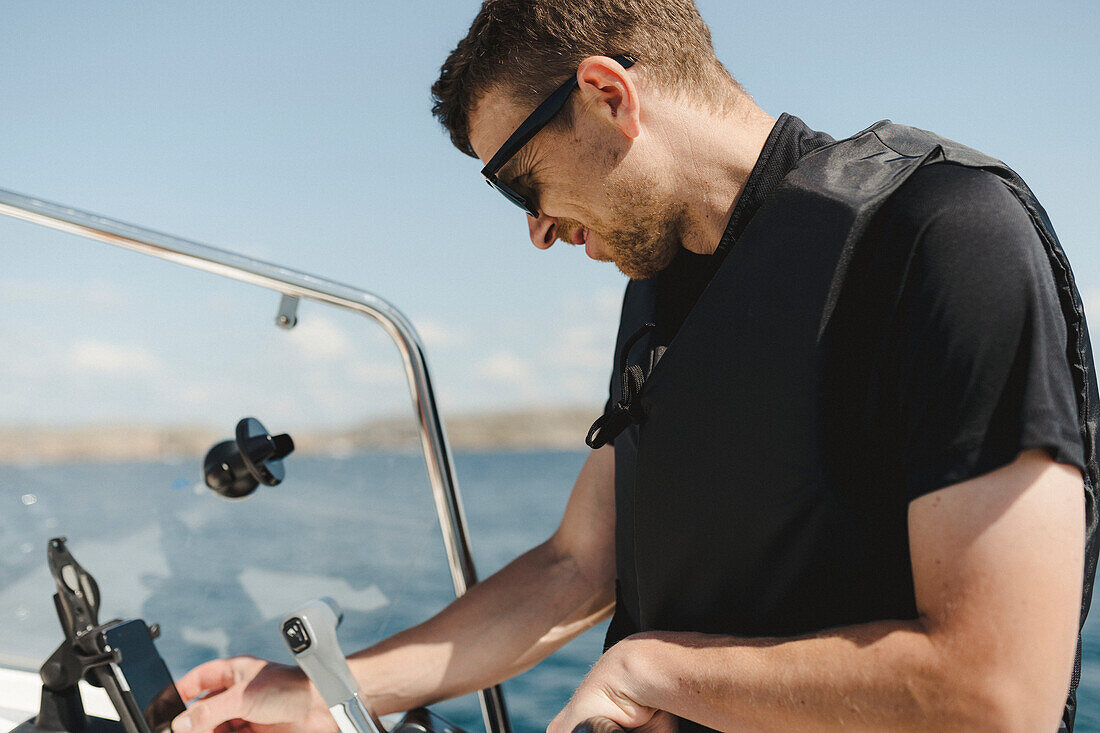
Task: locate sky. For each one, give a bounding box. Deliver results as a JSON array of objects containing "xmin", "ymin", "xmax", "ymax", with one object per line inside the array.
[{"xmin": 0, "ymin": 0, "xmax": 1097, "ymax": 430}]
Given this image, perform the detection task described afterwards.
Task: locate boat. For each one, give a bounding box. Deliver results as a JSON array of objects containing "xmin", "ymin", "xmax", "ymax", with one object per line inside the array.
[{"xmin": 0, "ymin": 187, "xmax": 565, "ymax": 733}]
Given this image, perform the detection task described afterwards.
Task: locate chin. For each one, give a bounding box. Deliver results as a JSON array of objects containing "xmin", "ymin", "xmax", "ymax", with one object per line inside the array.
[
  {"xmin": 615, "ymin": 261, "xmax": 663, "ymax": 280},
  {"xmin": 612, "ymin": 242, "xmax": 680, "ymax": 280}
]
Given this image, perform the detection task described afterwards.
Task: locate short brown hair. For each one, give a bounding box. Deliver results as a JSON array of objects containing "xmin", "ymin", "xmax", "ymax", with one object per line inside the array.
[{"xmin": 431, "ymin": 0, "xmax": 744, "ymax": 157}]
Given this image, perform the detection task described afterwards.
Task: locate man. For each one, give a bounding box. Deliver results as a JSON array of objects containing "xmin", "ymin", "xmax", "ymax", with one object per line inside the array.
[{"xmin": 171, "ymin": 1, "xmax": 1097, "ymax": 731}]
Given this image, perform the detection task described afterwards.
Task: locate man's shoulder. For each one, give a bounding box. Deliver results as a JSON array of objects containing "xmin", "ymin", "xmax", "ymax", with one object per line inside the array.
[
  {"xmin": 869, "ymin": 162, "xmax": 1045, "ymax": 277},
  {"xmin": 837, "ymin": 160, "xmax": 1055, "ymax": 355},
  {"xmin": 884, "ymin": 162, "xmax": 1020, "ymax": 219}
]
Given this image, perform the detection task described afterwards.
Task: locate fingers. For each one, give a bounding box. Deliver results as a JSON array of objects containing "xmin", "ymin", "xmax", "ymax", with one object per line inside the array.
[
  {"xmin": 176, "ymin": 659, "xmax": 238, "ymax": 701},
  {"xmin": 548, "ymin": 685, "xmax": 655, "ymax": 733},
  {"xmin": 568, "ymin": 717, "xmax": 626, "ymax": 733},
  {"xmin": 171, "ymin": 686, "xmax": 247, "ymax": 733},
  {"xmin": 634, "ymin": 711, "xmax": 679, "ymax": 733}
]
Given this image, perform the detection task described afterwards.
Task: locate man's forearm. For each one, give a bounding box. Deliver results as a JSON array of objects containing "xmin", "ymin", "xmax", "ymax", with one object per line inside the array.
[
  {"xmin": 550, "ymin": 454, "xmax": 1081, "ymax": 733},
  {"xmin": 609, "ymin": 621, "xmax": 1056, "ymax": 732},
  {"xmin": 348, "ymin": 537, "xmax": 614, "ymax": 716}
]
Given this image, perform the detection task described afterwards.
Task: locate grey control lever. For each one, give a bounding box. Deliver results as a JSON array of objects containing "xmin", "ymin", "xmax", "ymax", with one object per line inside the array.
[{"xmin": 280, "ymin": 598, "xmax": 387, "ymax": 733}]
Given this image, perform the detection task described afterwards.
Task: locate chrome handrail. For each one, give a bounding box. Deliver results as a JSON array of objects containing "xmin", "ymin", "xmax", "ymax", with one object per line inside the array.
[{"xmin": 0, "ymin": 187, "xmax": 511, "ymax": 733}]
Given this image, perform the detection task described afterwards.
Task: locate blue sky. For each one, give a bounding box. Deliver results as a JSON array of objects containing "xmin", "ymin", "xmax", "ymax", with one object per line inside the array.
[{"xmin": 0, "ymin": 0, "xmax": 1097, "ymax": 428}]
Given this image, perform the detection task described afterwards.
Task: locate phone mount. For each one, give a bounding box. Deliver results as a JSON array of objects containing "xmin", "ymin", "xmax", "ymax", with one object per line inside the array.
[
  {"xmin": 203, "ymin": 418, "xmax": 294, "ymax": 499},
  {"xmin": 11, "ymin": 539, "xmax": 138, "ymax": 733}
]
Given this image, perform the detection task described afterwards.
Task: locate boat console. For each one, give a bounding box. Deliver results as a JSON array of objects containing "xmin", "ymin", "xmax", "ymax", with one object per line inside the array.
[
  {"xmin": 8, "ymin": 419, "xmax": 468, "ymax": 733},
  {"xmin": 10, "ymin": 540, "xmax": 467, "ymax": 733}
]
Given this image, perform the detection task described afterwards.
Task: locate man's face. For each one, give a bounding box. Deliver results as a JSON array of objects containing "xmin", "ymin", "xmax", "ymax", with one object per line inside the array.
[{"xmin": 469, "ymin": 87, "xmax": 683, "ymax": 280}]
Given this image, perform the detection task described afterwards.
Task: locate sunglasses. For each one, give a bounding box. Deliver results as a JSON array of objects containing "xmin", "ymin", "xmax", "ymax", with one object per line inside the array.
[{"xmin": 480, "ymin": 54, "xmax": 637, "ymax": 218}]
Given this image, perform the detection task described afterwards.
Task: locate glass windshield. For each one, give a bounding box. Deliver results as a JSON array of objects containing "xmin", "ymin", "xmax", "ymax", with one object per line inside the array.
[{"xmin": 0, "ymin": 219, "xmax": 506, "ymax": 729}]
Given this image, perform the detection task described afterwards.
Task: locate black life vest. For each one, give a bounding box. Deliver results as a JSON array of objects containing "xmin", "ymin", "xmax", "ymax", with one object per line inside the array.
[{"xmin": 600, "ymin": 121, "xmax": 1099, "ymax": 731}]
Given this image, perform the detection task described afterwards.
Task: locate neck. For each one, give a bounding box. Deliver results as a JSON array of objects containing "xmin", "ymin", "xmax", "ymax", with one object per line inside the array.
[{"xmin": 656, "ymin": 98, "xmax": 776, "ymax": 255}]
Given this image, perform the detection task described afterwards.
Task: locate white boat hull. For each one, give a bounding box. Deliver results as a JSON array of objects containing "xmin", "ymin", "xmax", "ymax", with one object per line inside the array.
[{"xmin": 0, "ymin": 667, "xmax": 119, "ymax": 730}]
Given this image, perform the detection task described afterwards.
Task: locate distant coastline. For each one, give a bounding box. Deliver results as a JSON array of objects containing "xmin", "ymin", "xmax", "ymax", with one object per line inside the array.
[{"xmin": 0, "ymin": 408, "xmax": 599, "ymax": 464}]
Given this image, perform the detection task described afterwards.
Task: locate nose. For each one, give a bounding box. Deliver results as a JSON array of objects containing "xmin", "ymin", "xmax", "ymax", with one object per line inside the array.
[{"xmin": 528, "ymin": 212, "xmax": 557, "ymax": 250}]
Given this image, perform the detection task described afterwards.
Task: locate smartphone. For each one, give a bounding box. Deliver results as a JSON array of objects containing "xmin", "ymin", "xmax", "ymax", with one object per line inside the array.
[{"xmin": 95, "ymin": 619, "xmax": 187, "ymax": 733}]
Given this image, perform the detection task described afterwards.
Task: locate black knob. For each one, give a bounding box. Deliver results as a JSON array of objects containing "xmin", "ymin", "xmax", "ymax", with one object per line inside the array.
[{"xmin": 203, "ymin": 418, "xmax": 294, "ymax": 499}]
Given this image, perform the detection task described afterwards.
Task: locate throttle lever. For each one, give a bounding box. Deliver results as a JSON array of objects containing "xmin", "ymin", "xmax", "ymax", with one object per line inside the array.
[{"xmin": 281, "ymin": 598, "xmax": 386, "ymax": 733}]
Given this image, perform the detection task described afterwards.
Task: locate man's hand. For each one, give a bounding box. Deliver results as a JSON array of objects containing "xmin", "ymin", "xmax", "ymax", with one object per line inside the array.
[
  {"xmin": 548, "ymin": 639, "xmax": 677, "ymax": 733},
  {"xmin": 171, "ymin": 656, "xmax": 335, "ymax": 733}
]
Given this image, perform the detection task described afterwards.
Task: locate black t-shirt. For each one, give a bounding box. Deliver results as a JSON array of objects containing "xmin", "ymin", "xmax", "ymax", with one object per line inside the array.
[
  {"xmin": 605, "ymin": 114, "xmax": 1088, "ymax": 728},
  {"xmin": 826, "ymin": 161, "xmax": 1083, "ymax": 502},
  {"xmin": 630, "ymin": 114, "xmax": 1083, "ymax": 494}
]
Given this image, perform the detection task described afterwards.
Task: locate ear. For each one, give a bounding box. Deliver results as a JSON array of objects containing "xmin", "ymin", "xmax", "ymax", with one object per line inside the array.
[{"xmin": 576, "ymin": 55, "xmax": 642, "ymax": 140}]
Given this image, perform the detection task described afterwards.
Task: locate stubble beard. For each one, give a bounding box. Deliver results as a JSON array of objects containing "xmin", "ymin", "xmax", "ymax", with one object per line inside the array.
[
  {"xmin": 604, "ymin": 198, "xmax": 684, "ymax": 279},
  {"xmin": 582, "ymin": 172, "xmax": 686, "ymax": 280}
]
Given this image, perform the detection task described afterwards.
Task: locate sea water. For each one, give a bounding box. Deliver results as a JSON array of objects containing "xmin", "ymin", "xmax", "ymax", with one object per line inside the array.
[{"xmin": 0, "ymin": 451, "xmax": 1097, "ymax": 731}]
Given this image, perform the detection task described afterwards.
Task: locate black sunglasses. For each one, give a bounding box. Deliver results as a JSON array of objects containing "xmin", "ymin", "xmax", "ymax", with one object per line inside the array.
[{"xmin": 480, "ymin": 54, "xmax": 637, "ymax": 218}]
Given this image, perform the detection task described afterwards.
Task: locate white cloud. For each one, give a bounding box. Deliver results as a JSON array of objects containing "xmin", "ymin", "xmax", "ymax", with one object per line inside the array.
[
  {"xmin": 560, "ymin": 286, "xmax": 623, "ymax": 323},
  {"xmin": 412, "ymin": 317, "xmax": 469, "ymax": 350},
  {"xmin": 349, "ymin": 362, "xmax": 406, "ymax": 386},
  {"xmin": 546, "ymin": 324, "xmax": 612, "ymax": 371},
  {"xmin": 178, "ymin": 384, "xmax": 214, "ymax": 406},
  {"xmin": 70, "ymin": 340, "xmax": 164, "ymax": 376},
  {"xmin": 482, "ymin": 351, "xmax": 535, "ymax": 382},
  {"xmin": 1084, "ymin": 289, "xmax": 1100, "ymax": 337},
  {"xmin": 0, "ymin": 278, "xmax": 131, "ymax": 308},
  {"xmin": 535, "ymin": 288, "xmax": 622, "ymax": 378},
  {"xmin": 285, "ymin": 316, "xmax": 350, "ymax": 361}
]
